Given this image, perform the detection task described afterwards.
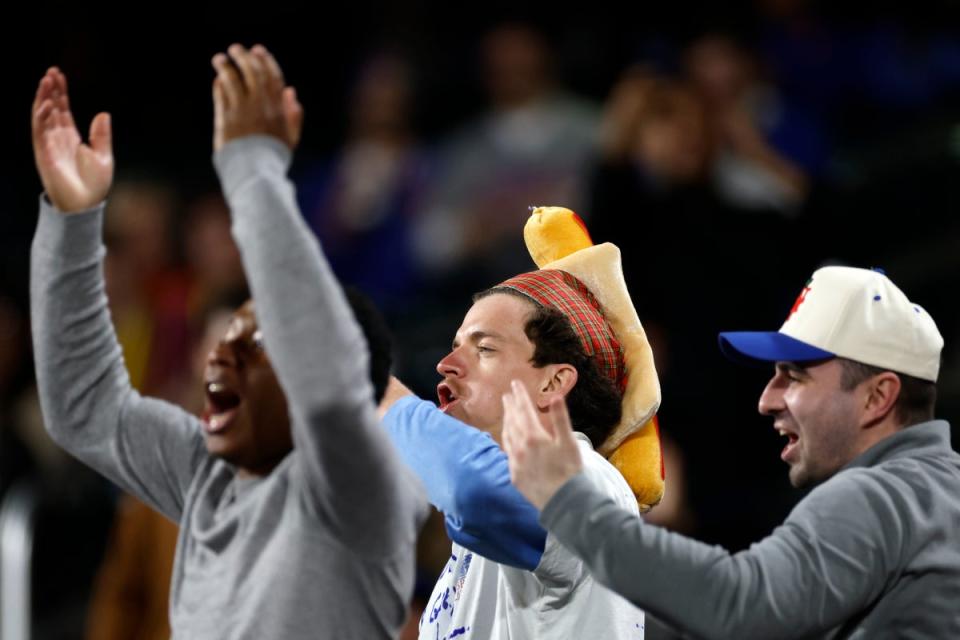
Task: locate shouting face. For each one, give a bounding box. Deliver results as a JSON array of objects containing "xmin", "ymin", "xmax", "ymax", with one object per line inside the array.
[
  {"xmin": 436, "ymin": 293, "xmax": 557, "ymax": 444},
  {"xmin": 758, "ymin": 359, "xmax": 864, "ymax": 488},
  {"xmin": 202, "ymin": 300, "xmax": 292, "ymax": 475}
]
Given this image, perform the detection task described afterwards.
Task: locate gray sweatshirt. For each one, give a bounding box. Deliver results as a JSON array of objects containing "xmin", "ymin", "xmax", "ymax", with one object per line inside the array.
[
  {"xmin": 541, "ymin": 420, "xmax": 960, "ymax": 639},
  {"xmin": 30, "ymin": 136, "xmax": 425, "ymax": 639}
]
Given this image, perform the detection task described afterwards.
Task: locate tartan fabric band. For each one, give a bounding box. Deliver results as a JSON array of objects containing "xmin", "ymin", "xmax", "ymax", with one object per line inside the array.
[{"xmin": 495, "ymin": 269, "xmax": 627, "ymax": 392}]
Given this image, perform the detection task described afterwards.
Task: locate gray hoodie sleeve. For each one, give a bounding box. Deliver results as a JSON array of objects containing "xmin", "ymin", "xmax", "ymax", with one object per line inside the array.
[
  {"xmin": 30, "ymin": 198, "xmax": 207, "ymax": 522},
  {"xmin": 541, "ymin": 470, "xmax": 895, "ymax": 639},
  {"xmin": 213, "ymin": 136, "xmax": 423, "ymax": 549}
]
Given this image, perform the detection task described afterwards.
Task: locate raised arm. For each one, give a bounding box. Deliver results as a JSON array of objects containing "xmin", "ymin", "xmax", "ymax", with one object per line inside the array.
[
  {"xmin": 29, "ymin": 68, "xmax": 206, "ymax": 521},
  {"xmin": 381, "ymin": 378, "xmax": 546, "ymax": 569},
  {"xmin": 503, "ymin": 380, "xmax": 890, "ymax": 639},
  {"xmin": 210, "ymin": 45, "xmax": 420, "ymax": 543},
  {"xmin": 541, "ymin": 469, "xmax": 898, "ymax": 638}
]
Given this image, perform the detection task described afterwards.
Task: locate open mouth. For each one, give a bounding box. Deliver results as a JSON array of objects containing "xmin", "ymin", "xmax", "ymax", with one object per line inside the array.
[
  {"xmin": 776, "ymin": 427, "xmax": 800, "ymax": 462},
  {"xmin": 437, "ymin": 383, "xmax": 458, "ymax": 413},
  {"xmin": 204, "ymin": 382, "xmax": 242, "ymax": 433}
]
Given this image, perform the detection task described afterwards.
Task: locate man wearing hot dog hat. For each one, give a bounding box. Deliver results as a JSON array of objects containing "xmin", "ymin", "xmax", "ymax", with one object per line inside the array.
[{"xmin": 380, "ymin": 206, "xmax": 661, "ymax": 638}]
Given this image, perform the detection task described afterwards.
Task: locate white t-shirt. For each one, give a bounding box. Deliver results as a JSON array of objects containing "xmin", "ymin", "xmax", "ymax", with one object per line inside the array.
[{"xmin": 419, "ymin": 433, "xmax": 646, "ymax": 639}]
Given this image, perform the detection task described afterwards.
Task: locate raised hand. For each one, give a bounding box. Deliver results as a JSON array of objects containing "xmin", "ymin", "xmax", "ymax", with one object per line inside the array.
[
  {"xmin": 501, "ymin": 380, "xmax": 584, "ymax": 510},
  {"xmin": 212, "ymin": 44, "xmax": 303, "ymax": 152},
  {"xmin": 31, "ymin": 67, "xmax": 114, "ymax": 213}
]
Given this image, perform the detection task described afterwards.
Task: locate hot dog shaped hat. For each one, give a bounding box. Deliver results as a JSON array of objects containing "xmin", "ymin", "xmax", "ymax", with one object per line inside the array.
[{"xmin": 496, "ymin": 206, "xmax": 663, "ymax": 510}]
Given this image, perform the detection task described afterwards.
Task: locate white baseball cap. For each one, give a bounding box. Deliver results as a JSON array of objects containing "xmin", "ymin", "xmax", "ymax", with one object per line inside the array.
[{"xmin": 718, "ymin": 266, "xmax": 944, "ymax": 382}]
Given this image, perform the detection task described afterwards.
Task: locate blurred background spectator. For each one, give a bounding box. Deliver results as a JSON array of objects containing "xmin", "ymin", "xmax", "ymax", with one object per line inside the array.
[
  {"xmin": 295, "ymin": 50, "xmax": 430, "ymax": 317},
  {"xmin": 102, "ymin": 179, "xmax": 189, "ymax": 398},
  {"xmin": 412, "ymin": 22, "xmax": 600, "ymax": 289},
  {"xmin": 4, "ymin": 2, "xmax": 959, "ymax": 636}
]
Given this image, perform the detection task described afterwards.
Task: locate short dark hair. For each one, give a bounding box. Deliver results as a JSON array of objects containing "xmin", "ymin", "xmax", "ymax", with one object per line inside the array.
[
  {"xmin": 475, "ymin": 289, "xmax": 622, "ymax": 447},
  {"xmin": 837, "ymin": 358, "xmax": 936, "ymax": 427},
  {"xmin": 343, "ymin": 287, "xmax": 393, "ymax": 403}
]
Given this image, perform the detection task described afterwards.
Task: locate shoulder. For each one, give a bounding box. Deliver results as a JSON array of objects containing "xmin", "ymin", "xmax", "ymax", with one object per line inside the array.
[
  {"xmin": 765, "ymin": 462, "xmax": 939, "ymax": 576},
  {"xmin": 796, "ymin": 467, "xmax": 888, "ymax": 514},
  {"xmin": 785, "ymin": 465, "xmax": 911, "ymax": 549},
  {"xmin": 805, "ymin": 457, "xmax": 934, "ymax": 513}
]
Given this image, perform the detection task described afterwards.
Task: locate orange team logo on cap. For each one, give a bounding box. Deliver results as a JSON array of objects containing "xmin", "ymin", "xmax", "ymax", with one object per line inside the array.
[{"xmin": 788, "ymin": 278, "xmax": 813, "ymax": 320}]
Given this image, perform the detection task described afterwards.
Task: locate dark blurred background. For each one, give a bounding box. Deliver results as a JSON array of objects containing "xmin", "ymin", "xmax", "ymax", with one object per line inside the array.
[{"xmin": 1, "ymin": 1, "xmax": 959, "ymax": 637}]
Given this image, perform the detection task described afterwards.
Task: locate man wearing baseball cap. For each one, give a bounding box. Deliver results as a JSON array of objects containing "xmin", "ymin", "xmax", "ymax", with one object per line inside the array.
[{"xmin": 501, "ymin": 265, "xmax": 960, "ymax": 638}]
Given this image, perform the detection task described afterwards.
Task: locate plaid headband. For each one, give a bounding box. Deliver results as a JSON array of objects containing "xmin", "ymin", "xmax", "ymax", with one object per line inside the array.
[{"xmin": 495, "ymin": 269, "xmax": 627, "ymax": 392}]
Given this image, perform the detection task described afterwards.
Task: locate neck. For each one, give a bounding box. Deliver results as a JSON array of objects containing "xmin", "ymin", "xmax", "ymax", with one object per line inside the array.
[{"xmin": 856, "ymin": 415, "xmax": 905, "ymax": 457}]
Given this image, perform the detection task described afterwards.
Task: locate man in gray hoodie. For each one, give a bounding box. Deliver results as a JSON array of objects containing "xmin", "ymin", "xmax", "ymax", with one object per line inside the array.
[
  {"xmin": 502, "ymin": 265, "xmax": 960, "ymax": 638},
  {"xmin": 30, "ymin": 45, "xmax": 424, "ymax": 638}
]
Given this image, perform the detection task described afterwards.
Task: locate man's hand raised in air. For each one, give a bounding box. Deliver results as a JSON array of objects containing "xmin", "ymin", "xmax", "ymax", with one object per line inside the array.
[{"xmin": 31, "ymin": 67, "xmax": 114, "ymax": 213}]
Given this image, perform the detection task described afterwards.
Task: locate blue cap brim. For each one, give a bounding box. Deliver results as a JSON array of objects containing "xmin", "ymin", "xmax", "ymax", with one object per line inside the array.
[{"xmin": 718, "ymin": 331, "xmax": 835, "ymax": 367}]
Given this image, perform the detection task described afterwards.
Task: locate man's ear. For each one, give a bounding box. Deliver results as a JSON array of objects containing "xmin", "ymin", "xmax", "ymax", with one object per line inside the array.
[
  {"xmin": 536, "ymin": 364, "xmax": 578, "ymax": 410},
  {"xmin": 862, "ymin": 372, "xmax": 901, "ymax": 427}
]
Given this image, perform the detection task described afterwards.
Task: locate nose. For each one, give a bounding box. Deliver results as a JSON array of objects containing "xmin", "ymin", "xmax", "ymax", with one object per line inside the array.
[
  {"xmin": 758, "ymin": 369, "xmax": 787, "ymax": 416},
  {"xmin": 206, "ymin": 338, "xmax": 238, "ymax": 369},
  {"xmin": 436, "ymin": 348, "xmax": 463, "ymax": 379}
]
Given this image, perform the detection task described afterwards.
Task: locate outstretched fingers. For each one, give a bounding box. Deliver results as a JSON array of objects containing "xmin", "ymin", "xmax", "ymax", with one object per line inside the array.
[
  {"xmin": 32, "ymin": 70, "xmax": 63, "ymax": 171},
  {"xmin": 33, "ymin": 98, "xmax": 54, "ymax": 131},
  {"xmin": 253, "ymin": 45, "xmax": 285, "ymax": 99},
  {"xmin": 212, "ymin": 76, "xmax": 226, "ymax": 148},
  {"xmin": 32, "ymin": 89, "xmax": 55, "ymax": 144},
  {"xmin": 501, "ymin": 383, "xmax": 521, "ymax": 456},
  {"xmin": 49, "ymin": 68, "xmax": 77, "ymax": 133},
  {"xmin": 30, "ymin": 67, "xmax": 114, "ymax": 213},
  {"xmin": 32, "ymin": 70, "xmax": 54, "ymax": 122},
  {"xmin": 546, "ymin": 395, "xmax": 578, "ymax": 452},
  {"xmin": 210, "ymin": 44, "xmax": 301, "ymax": 151},
  {"xmin": 228, "ymin": 43, "xmax": 266, "ymax": 98},
  {"xmin": 252, "ymin": 44, "xmax": 301, "ymax": 146},
  {"xmin": 88, "ymin": 112, "xmax": 112, "ymax": 158},
  {"xmin": 32, "ymin": 69, "xmax": 68, "ymax": 144},
  {"xmin": 282, "ymin": 86, "xmax": 303, "ymax": 147},
  {"xmin": 506, "ymin": 380, "xmax": 543, "ymax": 443},
  {"xmin": 502, "ymin": 380, "xmax": 550, "ymax": 474},
  {"xmin": 501, "ymin": 380, "xmax": 584, "ymax": 509},
  {"xmin": 212, "ymin": 53, "xmax": 242, "ymax": 107}
]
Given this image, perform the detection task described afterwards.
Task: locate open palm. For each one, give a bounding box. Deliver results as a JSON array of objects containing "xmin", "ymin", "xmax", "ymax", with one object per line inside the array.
[{"xmin": 31, "ymin": 67, "xmax": 113, "ymax": 213}]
